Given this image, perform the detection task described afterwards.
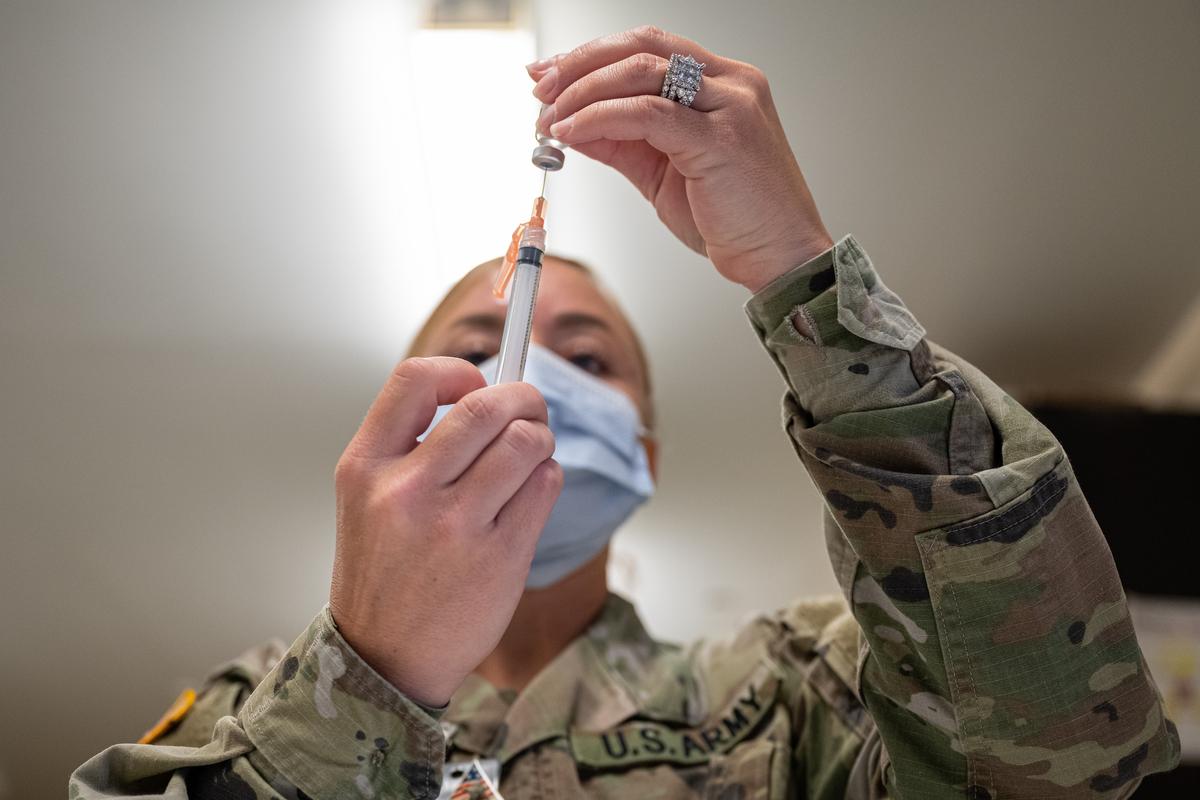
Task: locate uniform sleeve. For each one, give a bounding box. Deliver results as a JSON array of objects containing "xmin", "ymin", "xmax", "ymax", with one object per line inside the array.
[
  {"xmin": 744, "ymin": 236, "xmax": 1181, "ymax": 799},
  {"xmin": 69, "ymin": 607, "xmax": 447, "ymax": 800}
]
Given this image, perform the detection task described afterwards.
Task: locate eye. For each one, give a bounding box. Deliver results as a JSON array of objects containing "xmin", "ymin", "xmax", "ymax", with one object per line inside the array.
[
  {"xmin": 454, "ymin": 350, "xmax": 493, "ymax": 366},
  {"xmin": 568, "ymin": 352, "xmax": 609, "ymax": 376}
]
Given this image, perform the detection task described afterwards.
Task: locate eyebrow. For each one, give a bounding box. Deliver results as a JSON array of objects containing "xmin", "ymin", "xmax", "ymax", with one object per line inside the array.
[
  {"xmin": 551, "ymin": 312, "xmax": 613, "ymax": 335},
  {"xmin": 448, "ymin": 313, "xmax": 505, "ymax": 334},
  {"xmin": 448, "ymin": 311, "xmax": 613, "ymax": 335}
]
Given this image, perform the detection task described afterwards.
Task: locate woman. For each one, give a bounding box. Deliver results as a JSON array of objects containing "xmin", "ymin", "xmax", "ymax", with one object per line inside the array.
[{"xmin": 72, "ymin": 27, "xmax": 1179, "ymax": 799}]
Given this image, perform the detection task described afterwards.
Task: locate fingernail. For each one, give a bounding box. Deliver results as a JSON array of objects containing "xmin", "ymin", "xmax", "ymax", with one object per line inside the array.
[
  {"xmin": 549, "ymin": 114, "xmax": 574, "ymax": 140},
  {"xmin": 525, "ymin": 56, "xmax": 555, "ymax": 77},
  {"xmin": 532, "ymin": 66, "xmax": 558, "ymax": 101},
  {"xmin": 536, "ymin": 103, "xmax": 556, "ymax": 134}
]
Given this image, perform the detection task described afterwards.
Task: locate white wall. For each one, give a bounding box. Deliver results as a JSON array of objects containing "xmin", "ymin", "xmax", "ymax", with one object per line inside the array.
[{"xmin": 2, "ymin": 2, "xmax": 1198, "ymax": 796}]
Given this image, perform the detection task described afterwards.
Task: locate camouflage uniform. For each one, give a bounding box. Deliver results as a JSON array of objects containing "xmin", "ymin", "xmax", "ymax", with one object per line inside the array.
[{"xmin": 70, "ymin": 237, "xmax": 1181, "ymax": 799}]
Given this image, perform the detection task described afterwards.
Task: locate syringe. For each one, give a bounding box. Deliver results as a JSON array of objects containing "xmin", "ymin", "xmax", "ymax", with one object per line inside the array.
[
  {"xmin": 492, "ymin": 118, "xmax": 566, "ymax": 384},
  {"xmin": 493, "ymin": 198, "xmax": 547, "ymax": 384}
]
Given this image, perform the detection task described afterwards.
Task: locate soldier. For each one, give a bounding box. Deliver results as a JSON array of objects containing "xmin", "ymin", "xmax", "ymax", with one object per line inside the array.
[{"xmin": 71, "ymin": 26, "xmax": 1179, "ymax": 799}]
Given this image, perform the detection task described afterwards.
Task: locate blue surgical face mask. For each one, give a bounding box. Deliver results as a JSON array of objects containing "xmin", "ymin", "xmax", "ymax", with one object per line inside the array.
[{"xmin": 421, "ymin": 343, "xmax": 655, "ymax": 588}]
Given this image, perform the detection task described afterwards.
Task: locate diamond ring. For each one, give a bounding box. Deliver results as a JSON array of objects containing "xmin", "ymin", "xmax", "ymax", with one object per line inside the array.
[{"xmin": 660, "ymin": 53, "xmax": 705, "ymax": 108}]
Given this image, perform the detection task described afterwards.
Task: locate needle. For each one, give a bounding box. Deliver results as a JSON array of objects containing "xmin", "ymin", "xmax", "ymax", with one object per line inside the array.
[{"xmin": 539, "ymin": 168, "xmax": 549, "ymax": 200}]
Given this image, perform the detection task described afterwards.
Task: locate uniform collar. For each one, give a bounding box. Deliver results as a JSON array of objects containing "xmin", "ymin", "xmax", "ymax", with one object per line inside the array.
[{"xmin": 443, "ymin": 593, "xmax": 697, "ymax": 763}]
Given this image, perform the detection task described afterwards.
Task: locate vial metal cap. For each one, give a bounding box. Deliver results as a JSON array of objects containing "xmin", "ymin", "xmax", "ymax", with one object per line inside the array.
[
  {"xmin": 533, "ymin": 104, "xmax": 566, "ymax": 171},
  {"xmin": 532, "ymin": 142, "xmax": 565, "ymax": 171}
]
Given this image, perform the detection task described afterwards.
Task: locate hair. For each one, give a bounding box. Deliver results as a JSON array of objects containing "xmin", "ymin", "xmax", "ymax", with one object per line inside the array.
[{"xmin": 406, "ymin": 255, "xmax": 656, "ymax": 428}]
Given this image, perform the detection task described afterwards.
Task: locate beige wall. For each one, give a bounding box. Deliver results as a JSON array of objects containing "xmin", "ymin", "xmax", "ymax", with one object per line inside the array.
[
  {"xmin": 1137, "ymin": 293, "xmax": 1200, "ymax": 406},
  {"xmin": 2, "ymin": 1, "xmax": 1198, "ymax": 796}
]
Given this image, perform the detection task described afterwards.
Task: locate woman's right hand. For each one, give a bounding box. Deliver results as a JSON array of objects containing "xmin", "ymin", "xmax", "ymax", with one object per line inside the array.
[
  {"xmin": 329, "ymin": 357, "xmax": 562, "ymax": 707},
  {"xmin": 529, "ymin": 26, "xmax": 833, "ymax": 294}
]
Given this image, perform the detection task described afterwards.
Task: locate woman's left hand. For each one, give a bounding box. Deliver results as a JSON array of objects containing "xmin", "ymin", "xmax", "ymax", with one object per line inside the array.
[{"xmin": 529, "ymin": 26, "xmax": 833, "ymax": 294}]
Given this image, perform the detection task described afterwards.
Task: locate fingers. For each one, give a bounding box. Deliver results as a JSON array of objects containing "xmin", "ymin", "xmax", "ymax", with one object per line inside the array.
[
  {"xmin": 532, "ymin": 26, "xmax": 726, "ymax": 104},
  {"xmin": 350, "ymin": 357, "xmax": 487, "ymax": 459},
  {"xmin": 454, "ymin": 417, "xmax": 556, "ymax": 521},
  {"xmin": 416, "ymin": 381, "xmax": 549, "ymax": 485},
  {"xmin": 495, "ymin": 458, "xmax": 563, "ymax": 554},
  {"xmin": 540, "ymin": 54, "xmax": 730, "ymax": 136},
  {"xmin": 550, "ymin": 95, "xmax": 708, "ymax": 159}
]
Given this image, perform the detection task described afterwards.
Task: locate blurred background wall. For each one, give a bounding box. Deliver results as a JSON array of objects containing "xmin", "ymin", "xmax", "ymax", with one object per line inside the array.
[{"xmin": 1, "ymin": 1, "xmax": 1198, "ymax": 796}]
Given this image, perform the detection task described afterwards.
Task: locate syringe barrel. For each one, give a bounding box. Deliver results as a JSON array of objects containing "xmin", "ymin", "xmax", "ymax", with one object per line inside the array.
[{"xmin": 494, "ymin": 246, "xmax": 544, "ymax": 384}]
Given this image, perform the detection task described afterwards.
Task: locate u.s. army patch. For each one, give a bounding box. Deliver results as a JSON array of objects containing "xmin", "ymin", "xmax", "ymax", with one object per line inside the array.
[{"xmin": 569, "ymin": 667, "xmax": 779, "ymax": 770}]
